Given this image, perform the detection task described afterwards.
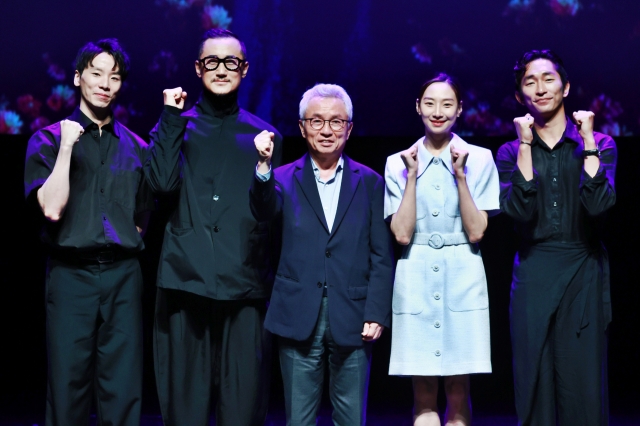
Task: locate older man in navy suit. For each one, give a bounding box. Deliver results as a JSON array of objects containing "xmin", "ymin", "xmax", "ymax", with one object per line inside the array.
[{"xmin": 250, "ymin": 83, "xmax": 394, "ymax": 425}]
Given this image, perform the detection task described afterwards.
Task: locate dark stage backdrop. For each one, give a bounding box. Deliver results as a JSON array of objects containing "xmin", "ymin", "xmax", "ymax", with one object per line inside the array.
[
  {"xmin": 1, "ymin": 0, "xmax": 640, "ymax": 138},
  {"xmin": 0, "ymin": 134, "xmax": 638, "ymax": 423}
]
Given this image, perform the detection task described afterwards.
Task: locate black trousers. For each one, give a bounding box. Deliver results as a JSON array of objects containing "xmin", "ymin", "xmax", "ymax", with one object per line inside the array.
[
  {"xmin": 154, "ymin": 288, "xmax": 271, "ymax": 426},
  {"xmin": 45, "ymin": 257, "xmax": 143, "ymax": 426},
  {"xmin": 511, "ymin": 244, "xmax": 609, "ymax": 426}
]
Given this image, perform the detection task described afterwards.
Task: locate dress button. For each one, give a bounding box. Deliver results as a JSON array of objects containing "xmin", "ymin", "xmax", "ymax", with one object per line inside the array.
[
  {"xmin": 432, "ymin": 265, "xmax": 440, "ymax": 272},
  {"xmin": 101, "ymin": 161, "xmax": 105, "ymax": 165},
  {"xmin": 213, "ymin": 195, "xmax": 219, "ymax": 201},
  {"xmin": 435, "ymin": 184, "xmax": 441, "ymax": 190},
  {"xmin": 325, "ymin": 250, "xmax": 331, "ymax": 258},
  {"xmin": 213, "ymin": 226, "xmax": 220, "ymax": 232},
  {"xmin": 433, "ymin": 158, "xmax": 440, "ymax": 165},
  {"xmin": 432, "ymin": 209, "xmax": 439, "ymax": 217},
  {"xmin": 553, "ymin": 178, "xmax": 557, "ymax": 182},
  {"xmin": 553, "ymin": 202, "xmax": 557, "ymax": 206},
  {"xmin": 434, "ymin": 292, "xmax": 441, "ymax": 300},
  {"xmin": 317, "ymin": 282, "xmax": 323, "ymax": 288},
  {"xmin": 434, "ymin": 320, "xmax": 441, "ymax": 328},
  {"xmin": 100, "ymin": 188, "xmax": 104, "ymax": 193},
  {"xmin": 435, "ymin": 350, "xmax": 441, "ymax": 356},
  {"xmin": 106, "ymin": 243, "xmax": 111, "ymax": 248}
]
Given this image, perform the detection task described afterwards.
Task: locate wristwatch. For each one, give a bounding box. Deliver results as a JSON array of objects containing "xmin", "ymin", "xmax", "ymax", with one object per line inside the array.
[{"xmin": 583, "ymin": 148, "xmax": 601, "ymax": 158}]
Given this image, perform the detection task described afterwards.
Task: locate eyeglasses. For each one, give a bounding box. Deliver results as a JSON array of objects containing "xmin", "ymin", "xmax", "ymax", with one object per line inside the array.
[
  {"xmin": 301, "ymin": 118, "xmax": 352, "ymax": 131},
  {"xmin": 197, "ymin": 55, "xmax": 246, "ymax": 71}
]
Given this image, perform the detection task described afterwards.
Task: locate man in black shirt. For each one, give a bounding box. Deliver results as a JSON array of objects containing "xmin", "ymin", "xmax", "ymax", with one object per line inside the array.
[
  {"xmin": 145, "ymin": 29, "xmax": 282, "ymax": 425},
  {"xmin": 496, "ymin": 50, "xmax": 616, "ymax": 425},
  {"xmin": 24, "ymin": 39, "xmax": 152, "ymax": 426}
]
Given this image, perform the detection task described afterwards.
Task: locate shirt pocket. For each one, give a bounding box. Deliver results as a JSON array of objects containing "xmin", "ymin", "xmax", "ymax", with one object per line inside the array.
[
  {"xmin": 444, "ymin": 249, "xmax": 488, "ymax": 311},
  {"xmin": 392, "ymin": 259, "xmax": 425, "ymax": 315}
]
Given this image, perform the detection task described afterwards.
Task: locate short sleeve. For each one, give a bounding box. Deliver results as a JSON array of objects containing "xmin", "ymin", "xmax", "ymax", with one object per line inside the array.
[
  {"xmin": 472, "ymin": 149, "xmax": 501, "ymax": 216},
  {"xmin": 384, "ymin": 156, "xmax": 404, "ymax": 221},
  {"xmin": 24, "ymin": 125, "xmax": 60, "ymax": 200}
]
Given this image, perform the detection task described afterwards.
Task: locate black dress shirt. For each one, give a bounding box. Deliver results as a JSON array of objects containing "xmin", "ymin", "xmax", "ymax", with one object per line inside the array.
[
  {"xmin": 24, "ymin": 108, "xmax": 153, "ymax": 254},
  {"xmin": 496, "ymin": 121, "xmax": 617, "ymax": 244},
  {"xmin": 145, "ymin": 90, "xmax": 283, "ymax": 300}
]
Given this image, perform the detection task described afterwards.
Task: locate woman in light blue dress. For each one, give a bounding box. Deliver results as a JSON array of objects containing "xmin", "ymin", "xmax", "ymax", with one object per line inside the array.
[{"xmin": 384, "ymin": 73, "xmax": 500, "ymax": 426}]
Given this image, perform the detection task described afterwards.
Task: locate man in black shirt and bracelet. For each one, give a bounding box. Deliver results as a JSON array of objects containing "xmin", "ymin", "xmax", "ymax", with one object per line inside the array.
[
  {"xmin": 24, "ymin": 39, "xmax": 153, "ymax": 425},
  {"xmin": 145, "ymin": 29, "xmax": 283, "ymax": 425},
  {"xmin": 496, "ymin": 49, "xmax": 617, "ymax": 425}
]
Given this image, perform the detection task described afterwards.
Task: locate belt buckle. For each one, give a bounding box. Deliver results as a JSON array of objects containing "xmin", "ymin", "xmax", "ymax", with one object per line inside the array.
[
  {"xmin": 428, "ymin": 233, "xmax": 444, "ymax": 249},
  {"xmin": 97, "ymin": 250, "xmax": 115, "ymax": 263}
]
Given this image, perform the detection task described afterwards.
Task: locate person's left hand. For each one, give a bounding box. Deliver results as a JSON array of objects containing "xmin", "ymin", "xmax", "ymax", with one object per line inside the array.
[
  {"xmin": 573, "ymin": 110, "xmax": 596, "ymax": 148},
  {"xmin": 362, "ymin": 322, "xmax": 384, "ymax": 341},
  {"xmin": 450, "ymin": 143, "xmax": 469, "ymax": 179}
]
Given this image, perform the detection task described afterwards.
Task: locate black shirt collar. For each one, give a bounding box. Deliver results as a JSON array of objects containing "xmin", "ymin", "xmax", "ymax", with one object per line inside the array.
[
  {"xmin": 68, "ymin": 107, "xmax": 120, "ymax": 138},
  {"xmin": 531, "ymin": 116, "xmax": 580, "ymax": 150},
  {"xmin": 198, "ymin": 89, "xmax": 240, "ymax": 118}
]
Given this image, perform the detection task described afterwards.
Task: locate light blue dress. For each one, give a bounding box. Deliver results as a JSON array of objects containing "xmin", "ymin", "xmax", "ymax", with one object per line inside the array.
[{"xmin": 384, "ymin": 134, "xmax": 500, "ymax": 376}]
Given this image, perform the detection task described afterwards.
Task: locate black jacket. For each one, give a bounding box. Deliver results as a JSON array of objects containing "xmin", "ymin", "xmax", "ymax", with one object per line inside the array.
[{"xmin": 145, "ymin": 93, "xmax": 283, "ymax": 300}]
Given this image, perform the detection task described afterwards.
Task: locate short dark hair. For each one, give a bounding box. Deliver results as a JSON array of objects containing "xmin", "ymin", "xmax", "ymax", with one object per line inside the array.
[
  {"xmin": 514, "ymin": 49, "xmax": 569, "ymax": 94},
  {"xmin": 74, "ymin": 38, "xmax": 130, "ymax": 81},
  {"xmin": 198, "ymin": 29, "xmax": 247, "ymax": 60},
  {"xmin": 417, "ymin": 73, "xmax": 462, "ymax": 105}
]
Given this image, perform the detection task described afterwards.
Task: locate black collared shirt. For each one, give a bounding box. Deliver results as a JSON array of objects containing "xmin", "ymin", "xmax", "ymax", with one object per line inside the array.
[
  {"xmin": 496, "ymin": 120, "xmax": 617, "ymax": 244},
  {"xmin": 24, "ymin": 108, "xmax": 153, "ymax": 253}
]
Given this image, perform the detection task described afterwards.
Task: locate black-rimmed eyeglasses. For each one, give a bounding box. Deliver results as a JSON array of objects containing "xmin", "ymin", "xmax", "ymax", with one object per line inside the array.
[
  {"xmin": 301, "ymin": 118, "xmax": 352, "ymax": 131},
  {"xmin": 197, "ymin": 55, "xmax": 246, "ymax": 71}
]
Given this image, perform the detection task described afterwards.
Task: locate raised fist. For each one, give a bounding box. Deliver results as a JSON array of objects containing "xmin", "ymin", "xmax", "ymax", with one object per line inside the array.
[
  {"xmin": 573, "ymin": 110, "xmax": 595, "ymax": 139},
  {"xmin": 163, "ymin": 87, "xmax": 187, "ymax": 109},
  {"xmin": 450, "ymin": 143, "xmax": 469, "ymax": 178},
  {"xmin": 60, "ymin": 119, "xmax": 84, "ymax": 148},
  {"xmin": 400, "ymin": 145, "xmax": 419, "ymax": 175},
  {"xmin": 254, "ymin": 130, "xmax": 275, "ymax": 164},
  {"xmin": 513, "ymin": 113, "xmax": 534, "ymax": 144}
]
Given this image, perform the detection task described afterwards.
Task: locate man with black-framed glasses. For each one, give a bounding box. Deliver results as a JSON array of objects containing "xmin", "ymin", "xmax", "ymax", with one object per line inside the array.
[
  {"xmin": 145, "ymin": 28, "xmax": 282, "ymax": 426},
  {"xmin": 250, "ymin": 83, "xmax": 393, "ymax": 425}
]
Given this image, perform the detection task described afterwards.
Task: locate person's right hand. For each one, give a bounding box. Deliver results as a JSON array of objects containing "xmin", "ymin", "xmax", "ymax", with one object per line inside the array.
[
  {"xmin": 60, "ymin": 120, "xmax": 84, "ymax": 148},
  {"xmin": 254, "ymin": 130, "xmax": 275, "ymax": 165},
  {"xmin": 513, "ymin": 113, "xmax": 534, "ymax": 144},
  {"xmin": 163, "ymin": 87, "xmax": 187, "ymax": 109},
  {"xmin": 400, "ymin": 145, "xmax": 419, "ymax": 176}
]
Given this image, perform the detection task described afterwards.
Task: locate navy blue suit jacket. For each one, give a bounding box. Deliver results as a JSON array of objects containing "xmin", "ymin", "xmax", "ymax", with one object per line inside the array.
[{"xmin": 250, "ymin": 153, "xmax": 394, "ymax": 347}]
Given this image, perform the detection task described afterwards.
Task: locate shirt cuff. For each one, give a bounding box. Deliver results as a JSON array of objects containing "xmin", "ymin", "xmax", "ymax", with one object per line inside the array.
[
  {"xmin": 255, "ymin": 164, "xmax": 272, "ymax": 181},
  {"xmin": 510, "ymin": 165, "xmax": 538, "ymax": 193},
  {"xmin": 580, "ymin": 164, "xmax": 606, "ymax": 188},
  {"xmin": 163, "ymin": 105, "xmax": 183, "ymax": 116}
]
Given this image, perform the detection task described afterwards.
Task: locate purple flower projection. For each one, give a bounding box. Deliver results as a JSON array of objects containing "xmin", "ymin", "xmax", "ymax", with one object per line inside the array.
[
  {"xmin": 504, "ymin": 0, "xmax": 536, "ymax": 15},
  {"xmin": 202, "ymin": 3, "xmax": 232, "ymax": 29},
  {"xmin": 438, "ymin": 38, "xmax": 464, "ymax": 57},
  {"xmin": 47, "ymin": 85, "xmax": 76, "ymax": 112},
  {"xmin": 549, "ymin": 0, "xmax": 581, "ymax": 16},
  {"xmin": 155, "ymin": 0, "xmax": 205, "ymax": 11},
  {"xmin": 411, "ymin": 44, "xmax": 432, "ymax": 64},
  {"xmin": 590, "ymin": 93, "xmax": 625, "ymax": 136},
  {"xmin": 463, "ymin": 92, "xmax": 512, "ymax": 136},
  {"xmin": 0, "ymin": 110, "xmax": 24, "ymax": 134},
  {"xmin": 43, "ymin": 53, "xmax": 66, "ymax": 81},
  {"xmin": 17, "ymin": 95, "xmax": 43, "ymax": 118},
  {"xmin": 149, "ymin": 51, "xmax": 178, "ymax": 79},
  {"xmin": 30, "ymin": 116, "xmax": 51, "ymax": 132}
]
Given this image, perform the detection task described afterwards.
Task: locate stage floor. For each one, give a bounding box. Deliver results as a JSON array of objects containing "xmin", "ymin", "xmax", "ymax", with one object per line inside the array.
[{"xmin": 3, "ymin": 410, "xmax": 638, "ymax": 425}]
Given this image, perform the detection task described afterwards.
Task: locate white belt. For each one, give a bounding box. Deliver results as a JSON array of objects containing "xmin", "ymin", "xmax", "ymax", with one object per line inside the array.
[{"xmin": 411, "ymin": 232, "xmax": 469, "ymax": 249}]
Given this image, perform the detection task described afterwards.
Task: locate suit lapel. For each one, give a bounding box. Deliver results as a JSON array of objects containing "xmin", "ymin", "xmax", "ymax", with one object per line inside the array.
[
  {"xmin": 294, "ymin": 154, "xmax": 330, "ymax": 233},
  {"xmin": 330, "ymin": 156, "xmax": 361, "ymax": 237}
]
